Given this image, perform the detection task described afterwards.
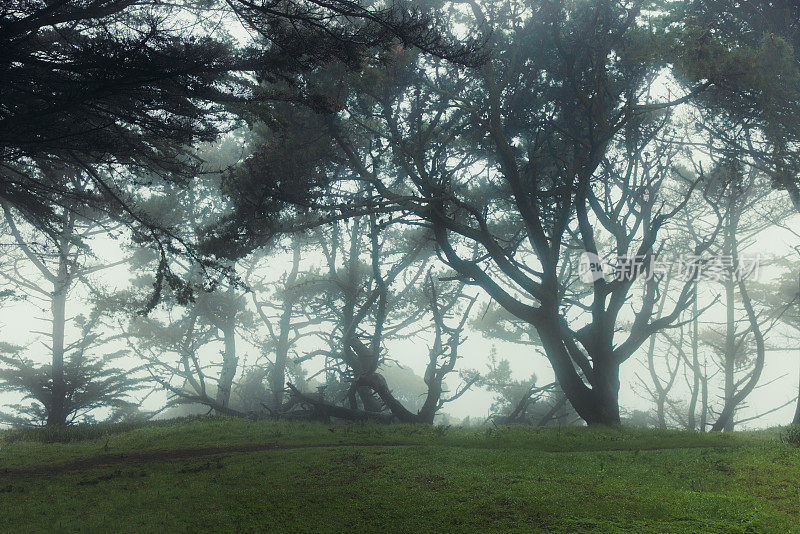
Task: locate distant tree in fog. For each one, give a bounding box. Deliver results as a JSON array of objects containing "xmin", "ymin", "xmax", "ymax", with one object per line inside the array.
[{"xmin": 0, "ymin": 166, "xmax": 143, "ymax": 426}]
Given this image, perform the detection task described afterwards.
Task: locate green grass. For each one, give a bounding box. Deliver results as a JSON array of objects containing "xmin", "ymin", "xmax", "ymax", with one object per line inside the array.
[{"xmin": 1, "ymin": 418, "xmax": 798, "ymax": 532}]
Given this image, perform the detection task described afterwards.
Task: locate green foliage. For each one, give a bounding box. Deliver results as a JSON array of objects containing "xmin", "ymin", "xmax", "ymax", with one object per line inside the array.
[{"xmin": 0, "ymin": 350, "xmax": 146, "ymax": 427}]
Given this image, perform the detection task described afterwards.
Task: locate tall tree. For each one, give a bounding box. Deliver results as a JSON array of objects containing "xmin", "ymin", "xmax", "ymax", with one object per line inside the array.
[
  {"xmin": 243, "ymin": 235, "xmax": 325, "ymax": 410},
  {"xmin": 113, "ymin": 169, "xmax": 253, "ymax": 415},
  {"xmin": 220, "ymin": 0, "xmax": 714, "ymax": 424},
  {"xmin": 698, "ymin": 161, "xmax": 784, "ymax": 431},
  {"xmin": 0, "ymin": 166, "xmax": 140, "ymax": 425}
]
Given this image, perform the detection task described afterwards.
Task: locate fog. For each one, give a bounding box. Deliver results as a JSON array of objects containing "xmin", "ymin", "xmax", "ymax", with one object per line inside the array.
[
  {"xmin": 2, "ymin": 209, "xmax": 798, "ymax": 428},
  {"xmin": 4, "ymin": 0, "xmax": 800, "ymax": 434},
  {"xmin": 11, "ymin": 1, "xmax": 800, "ymax": 530}
]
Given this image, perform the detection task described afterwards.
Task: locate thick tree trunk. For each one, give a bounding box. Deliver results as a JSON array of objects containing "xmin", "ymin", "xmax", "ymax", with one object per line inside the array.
[
  {"xmin": 269, "ymin": 339, "xmax": 288, "ymax": 410},
  {"xmin": 538, "ymin": 321, "xmax": 621, "ymax": 426},
  {"xmin": 578, "ymin": 394, "xmax": 620, "ymax": 425},
  {"xmin": 712, "ymin": 402, "xmax": 736, "ymax": 433},
  {"xmin": 585, "ymin": 358, "xmax": 621, "ymax": 425},
  {"xmin": 416, "ymin": 375, "xmax": 445, "ymax": 425},
  {"xmin": 268, "ymin": 301, "xmax": 292, "ymax": 409}
]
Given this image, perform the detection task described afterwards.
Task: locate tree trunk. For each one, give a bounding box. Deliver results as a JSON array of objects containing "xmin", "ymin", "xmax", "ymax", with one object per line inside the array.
[
  {"xmin": 286, "ymin": 382, "xmax": 392, "ymax": 423},
  {"xmin": 687, "ymin": 292, "xmax": 700, "ymax": 430},
  {"xmin": 269, "ymin": 304, "xmax": 291, "ymax": 409},
  {"xmin": 47, "ymin": 223, "xmax": 73, "ymax": 427},
  {"xmin": 48, "ymin": 271, "xmax": 69, "ymax": 426},
  {"xmin": 586, "ymin": 357, "xmax": 621, "ymax": 425},
  {"xmin": 792, "ymin": 363, "xmax": 800, "ymax": 425},
  {"xmin": 700, "ymin": 356, "xmax": 709, "ymax": 431},
  {"xmin": 216, "ymin": 263, "xmax": 240, "ymax": 411},
  {"xmin": 711, "ymin": 239, "xmax": 765, "ymax": 432},
  {"xmin": 647, "ymin": 266, "xmax": 673, "ymax": 429},
  {"xmin": 269, "ymin": 338, "xmax": 288, "ymax": 410},
  {"xmin": 216, "ymin": 325, "xmax": 237, "ymax": 409},
  {"xmin": 269, "ymin": 242, "xmax": 301, "ymax": 409},
  {"xmin": 719, "ymin": 278, "xmax": 737, "ymax": 432},
  {"xmin": 538, "ymin": 320, "xmax": 621, "ymax": 426}
]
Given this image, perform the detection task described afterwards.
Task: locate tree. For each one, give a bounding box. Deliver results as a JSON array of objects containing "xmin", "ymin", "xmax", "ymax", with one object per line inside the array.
[
  {"xmin": 0, "ymin": 166, "xmax": 142, "ymax": 425},
  {"xmin": 747, "ymin": 257, "xmax": 800, "ymax": 426},
  {"xmin": 222, "ymin": 0, "xmax": 714, "ymax": 424},
  {"xmin": 243, "ymin": 235, "xmax": 326, "ymax": 410},
  {"xmin": 668, "ymin": 3, "xmax": 800, "ymax": 425},
  {"xmin": 666, "ymin": 0, "xmax": 800, "ymax": 207},
  {"xmin": 1, "ymin": 0, "xmax": 480, "ymax": 301},
  {"xmin": 0, "ymin": 0, "xmax": 240, "ymax": 234},
  {"xmin": 478, "ymin": 351, "xmax": 575, "ymax": 426},
  {"xmin": 697, "ymin": 161, "xmax": 785, "ymax": 431},
  {"xmin": 0, "ymin": 321, "xmax": 144, "ymax": 426},
  {"xmin": 113, "ymin": 167, "xmax": 254, "ymax": 415},
  {"xmin": 281, "ymin": 214, "xmax": 477, "ymax": 423}
]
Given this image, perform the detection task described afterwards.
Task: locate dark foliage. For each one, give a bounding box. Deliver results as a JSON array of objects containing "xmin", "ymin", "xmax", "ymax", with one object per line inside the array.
[{"xmin": 0, "ymin": 346, "xmax": 146, "ymax": 426}]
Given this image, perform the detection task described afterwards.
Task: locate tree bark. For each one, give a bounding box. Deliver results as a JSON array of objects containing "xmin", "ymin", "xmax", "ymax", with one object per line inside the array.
[
  {"xmin": 720, "ymin": 278, "xmax": 737, "ymax": 431},
  {"xmin": 792, "ymin": 364, "xmax": 800, "ymax": 425},
  {"xmin": 687, "ymin": 292, "xmax": 700, "ymax": 430},
  {"xmin": 48, "ymin": 267, "xmax": 69, "ymax": 426},
  {"xmin": 542, "ymin": 342, "xmax": 621, "ymax": 425},
  {"xmin": 216, "ymin": 324, "xmax": 237, "ymax": 409},
  {"xmin": 587, "ymin": 356, "xmax": 622, "ymax": 425}
]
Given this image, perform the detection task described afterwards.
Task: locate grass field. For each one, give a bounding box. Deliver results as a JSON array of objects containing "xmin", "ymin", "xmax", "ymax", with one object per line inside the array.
[{"xmin": 1, "ymin": 418, "xmax": 799, "ymax": 533}]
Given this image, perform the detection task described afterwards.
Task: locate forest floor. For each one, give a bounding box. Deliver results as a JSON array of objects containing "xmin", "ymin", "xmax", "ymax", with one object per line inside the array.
[{"xmin": 1, "ymin": 418, "xmax": 799, "ymax": 533}]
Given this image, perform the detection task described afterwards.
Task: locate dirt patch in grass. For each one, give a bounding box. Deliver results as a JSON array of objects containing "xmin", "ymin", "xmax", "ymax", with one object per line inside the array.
[{"xmin": 0, "ymin": 441, "xmax": 419, "ymax": 477}]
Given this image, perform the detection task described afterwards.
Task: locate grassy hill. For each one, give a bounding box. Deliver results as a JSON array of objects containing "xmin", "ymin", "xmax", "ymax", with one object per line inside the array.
[{"xmin": 1, "ymin": 418, "xmax": 798, "ymax": 532}]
